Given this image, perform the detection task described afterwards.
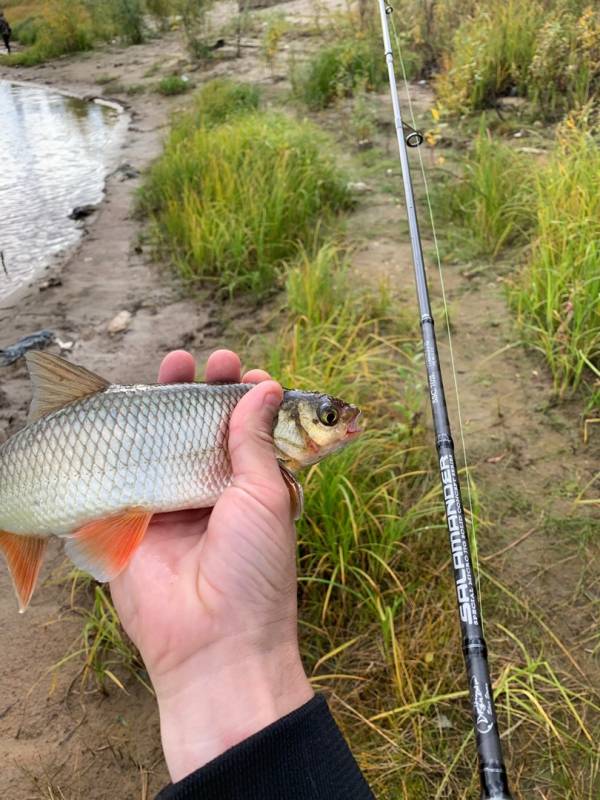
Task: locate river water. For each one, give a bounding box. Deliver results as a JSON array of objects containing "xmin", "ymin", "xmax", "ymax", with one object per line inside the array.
[{"xmin": 0, "ymin": 81, "xmax": 127, "ymax": 303}]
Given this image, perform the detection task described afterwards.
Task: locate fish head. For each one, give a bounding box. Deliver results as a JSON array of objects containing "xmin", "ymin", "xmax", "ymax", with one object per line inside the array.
[{"xmin": 274, "ymin": 389, "xmax": 362, "ymax": 471}]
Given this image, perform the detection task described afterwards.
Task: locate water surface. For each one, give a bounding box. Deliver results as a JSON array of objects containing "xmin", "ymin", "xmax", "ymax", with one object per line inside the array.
[{"xmin": 0, "ymin": 81, "xmax": 127, "ymax": 302}]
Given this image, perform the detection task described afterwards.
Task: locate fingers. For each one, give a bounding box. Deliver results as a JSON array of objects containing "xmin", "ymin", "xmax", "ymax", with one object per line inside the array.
[
  {"xmin": 242, "ymin": 368, "xmax": 271, "ymax": 384},
  {"xmin": 158, "ymin": 350, "xmax": 196, "ymax": 384},
  {"xmin": 205, "ymin": 350, "xmax": 241, "ymax": 383},
  {"xmin": 228, "ymin": 380, "xmax": 284, "ymax": 487},
  {"xmin": 158, "ymin": 347, "xmax": 272, "ymax": 392}
]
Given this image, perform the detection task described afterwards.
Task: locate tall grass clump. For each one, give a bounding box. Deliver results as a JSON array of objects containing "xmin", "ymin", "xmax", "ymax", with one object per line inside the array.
[
  {"xmin": 436, "ymin": 0, "xmax": 543, "ymax": 114},
  {"xmin": 435, "ymin": 0, "xmax": 599, "ymax": 117},
  {"xmin": 2, "ymin": 0, "xmax": 93, "ymax": 65},
  {"xmin": 292, "ymin": 33, "xmax": 388, "ymax": 110},
  {"xmin": 529, "ymin": 5, "xmax": 600, "ymax": 119},
  {"xmin": 180, "ymin": 78, "xmax": 260, "ymax": 129},
  {"xmin": 140, "ymin": 96, "xmax": 350, "ymax": 296},
  {"xmin": 511, "ymin": 127, "xmax": 600, "ymax": 394},
  {"xmin": 156, "ymin": 74, "xmax": 192, "ymax": 95},
  {"xmin": 431, "ymin": 127, "xmax": 535, "ymax": 258}
]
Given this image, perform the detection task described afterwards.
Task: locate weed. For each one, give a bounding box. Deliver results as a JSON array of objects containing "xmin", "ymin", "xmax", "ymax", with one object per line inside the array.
[
  {"xmin": 349, "ymin": 85, "xmax": 377, "ymax": 146},
  {"xmin": 510, "ymin": 126, "xmax": 600, "ymax": 394},
  {"xmin": 156, "ymin": 74, "xmax": 192, "ymax": 95},
  {"xmin": 260, "ymin": 12, "xmax": 288, "ymax": 75},
  {"xmin": 109, "ymin": 0, "xmax": 146, "ymax": 45},
  {"xmin": 140, "ymin": 108, "xmax": 350, "ymax": 296},
  {"xmin": 265, "ymin": 243, "xmax": 600, "ymax": 796},
  {"xmin": 125, "ymin": 82, "xmax": 146, "ymax": 95},
  {"xmin": 95, "ymin": 73, "xmax": 118, "ymax": 86}
]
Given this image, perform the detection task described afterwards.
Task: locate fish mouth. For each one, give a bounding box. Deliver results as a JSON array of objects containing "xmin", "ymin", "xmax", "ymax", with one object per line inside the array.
[{"xmin": 345, "ymin": 409, "xmax": 362, "ymax": 437}]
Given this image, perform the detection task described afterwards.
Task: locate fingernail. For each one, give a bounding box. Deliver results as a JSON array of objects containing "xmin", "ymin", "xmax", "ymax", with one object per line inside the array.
[{"xmin": 264, "ymin": 390, "xmax": 282, "ymax": 409}]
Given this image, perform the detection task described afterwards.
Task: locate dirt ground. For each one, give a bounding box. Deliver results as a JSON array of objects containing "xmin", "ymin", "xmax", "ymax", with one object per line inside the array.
[{"xmin": 0, "ymin": 2, "xmax": 598, "ymax": 798}]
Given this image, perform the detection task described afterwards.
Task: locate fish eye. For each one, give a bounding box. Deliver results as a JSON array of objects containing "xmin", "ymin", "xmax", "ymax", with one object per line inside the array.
[{"xmin": 318, "ymin": 403, "xmax": 339, "ymax": 427}]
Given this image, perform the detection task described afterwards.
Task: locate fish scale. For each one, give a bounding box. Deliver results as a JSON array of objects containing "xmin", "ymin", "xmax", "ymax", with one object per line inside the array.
[{"xmin": 0, "ymin": 382, "xmax": 251, "ymax": 537}]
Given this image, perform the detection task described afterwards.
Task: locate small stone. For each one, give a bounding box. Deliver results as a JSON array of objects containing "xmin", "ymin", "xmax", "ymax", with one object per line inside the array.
[
  {"xmin": 107, "ymin": 310, "xmax": 132, "ymax": 335},
  {"xmin": 347, "ymin": 181, "xmax": 371, "ymax": 194}
]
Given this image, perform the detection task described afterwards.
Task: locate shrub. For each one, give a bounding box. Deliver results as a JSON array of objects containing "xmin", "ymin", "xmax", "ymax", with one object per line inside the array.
[
  {"xmin": 109, "ymin": 0, "xmax": 146, "ymax": 45},
  {"xmin": 529, "ymin": 6, "xmax": 600, "ymax": 118},
  {"xmin": 140, "ymin": 110, "xmax": 351, "ymax": 296},
  {"xmin": 260, "ymin": 12, "xmax": 288, "ymax": 74},
  {"xmin": 11, "ymin": 15, "xmax": 42, "ymax": 46}
]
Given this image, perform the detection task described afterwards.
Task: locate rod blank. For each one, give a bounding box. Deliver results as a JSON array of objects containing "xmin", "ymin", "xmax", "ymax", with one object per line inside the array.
[{"xmin": 375, "ymin": 2, "xmax": 513, "ymax": 797}]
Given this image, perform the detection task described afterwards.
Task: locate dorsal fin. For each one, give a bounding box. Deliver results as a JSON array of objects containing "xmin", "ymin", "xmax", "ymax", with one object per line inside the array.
[{"xmin": 26, "ymin": 352, "xmax": 110, "ymax": 422}]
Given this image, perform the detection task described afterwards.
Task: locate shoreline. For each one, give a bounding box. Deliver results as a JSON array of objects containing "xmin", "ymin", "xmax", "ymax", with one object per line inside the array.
[{"xmin": 0, "ymin": 78, "xmax": 130, "ymax": 311}]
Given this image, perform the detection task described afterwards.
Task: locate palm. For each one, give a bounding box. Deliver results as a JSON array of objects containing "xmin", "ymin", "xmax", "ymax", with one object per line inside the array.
[{"xmin": 109, "ymin": 350, "xmax": 295, "ymax": 682}]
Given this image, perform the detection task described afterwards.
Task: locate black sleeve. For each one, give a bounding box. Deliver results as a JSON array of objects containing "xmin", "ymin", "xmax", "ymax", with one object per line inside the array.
[{"xmin": 155, "ymin": 694, "xmax": 375, "ymax": 800}]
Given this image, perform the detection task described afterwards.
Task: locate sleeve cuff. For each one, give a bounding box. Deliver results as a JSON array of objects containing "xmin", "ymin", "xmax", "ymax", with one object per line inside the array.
[{"xmin": 155, "ymin": 694, "xmax": 374, "ymax": 800}]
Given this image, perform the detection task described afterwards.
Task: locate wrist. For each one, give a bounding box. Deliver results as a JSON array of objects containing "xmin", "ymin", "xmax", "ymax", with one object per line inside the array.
[{"xmin": 154, "ymin": 636, "xmax": 314, "ymax": 783}]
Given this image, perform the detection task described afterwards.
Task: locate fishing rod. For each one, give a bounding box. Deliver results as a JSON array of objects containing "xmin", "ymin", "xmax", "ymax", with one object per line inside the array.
[{"xmin": 375, "ymin": 3, "xmax": 513, "ymax": 798}]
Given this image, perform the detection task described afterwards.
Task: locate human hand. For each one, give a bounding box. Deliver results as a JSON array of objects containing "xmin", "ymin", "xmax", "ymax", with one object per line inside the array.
[{"xmin": 110, "ymin": 349, "xmax": 313, "ymax": 781}]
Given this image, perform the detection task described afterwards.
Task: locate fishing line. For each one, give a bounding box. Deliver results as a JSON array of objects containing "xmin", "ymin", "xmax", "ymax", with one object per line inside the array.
[{"xmin": 387, "ymin": 15, "xmax": 484, "ymax": 630}]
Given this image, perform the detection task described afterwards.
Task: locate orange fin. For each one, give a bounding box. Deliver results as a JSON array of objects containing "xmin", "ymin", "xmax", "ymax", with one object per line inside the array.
[
  {"xmin": 26, "ymin": 351, "xmax": 110, "ymax": 422},
  {"xmin": 0, "ymin": 532, "xmax": 48, "ymax": 613},
  {"xmin": 65, "ymin": 508, "xmax": 152, "ymax": 582},
  {"xmin": 279, "ymin": 463, "xmax": 304, "ymax": 521}
]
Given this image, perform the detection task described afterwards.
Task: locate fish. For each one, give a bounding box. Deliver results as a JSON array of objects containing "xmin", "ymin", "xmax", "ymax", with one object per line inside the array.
[{"xmin": 0, "ymin": 352, "xmax": 361, "ymax": 612}]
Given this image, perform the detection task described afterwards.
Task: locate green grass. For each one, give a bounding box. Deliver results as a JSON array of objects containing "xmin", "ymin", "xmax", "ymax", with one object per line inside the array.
[
  {"xmin": 156, "ymin": 75, "xmax": 192, "ymax": 95},
  {"xmin": 510, "ymin": 127, "xmax": 600, "ymax": 394},
  {"xmin": 53, "ymin": 573, "xmax": 150, "ymax": 693},
  {"xmin": 0, "ymin": 0, "xmax": 181, "ymax": 65},
  {"xmin": 431, "ymin": 127, "xmax": 535, "ymax": 259},
  {"xmin": 181, "ymin": 78, "xmax": 260, "ymax": 128},
  {"xmin": 435, "ymin": 0, "xmax": 543, "ymax": 114},
  {"xmin": 433, "ymin": 119, "xmax": 598, "ymax": 393},
  {"xmin": 262, "ymin": 244, "xmax": 600, "ymax": 797},
  {"xmin": 292, "ymin": 33, "xmax": 389, "ymax": 110},
  {"xmin": 140, "ymin": 96, "xmax": 351, "ymax": 296},
  {"xmin": 1, "ymin": 0, "xmax": 94, "ymax": 65},
  {"xmin": 433, "ymin": 0, "xmax": 598, "ymax": 118}
]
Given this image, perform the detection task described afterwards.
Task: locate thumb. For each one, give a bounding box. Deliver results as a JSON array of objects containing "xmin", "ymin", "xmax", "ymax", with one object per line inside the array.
[{"xmin": 228, "ymin": 380, "xmax": 285, "ymax": 488}]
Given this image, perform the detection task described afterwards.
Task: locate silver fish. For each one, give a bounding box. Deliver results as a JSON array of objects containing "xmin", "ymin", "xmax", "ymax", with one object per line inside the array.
[{"xmin": 0, "ymin": 352, "xmax": 361, "ymax": 611}]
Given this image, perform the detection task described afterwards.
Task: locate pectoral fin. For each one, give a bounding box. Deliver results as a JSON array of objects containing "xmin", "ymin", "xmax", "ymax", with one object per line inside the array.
[
  {"xmin": 279, "ymin": 464, "xmax": 304, "ymax": 521},
  {"xmin": 0, "ymin": 531, "xmax": 48, "ymax": 613},
  {"xmin": 65, "ymin": 508, "xmax": 152, "ymax": 582}
]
